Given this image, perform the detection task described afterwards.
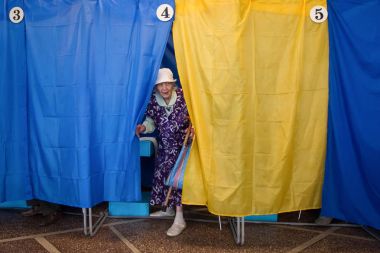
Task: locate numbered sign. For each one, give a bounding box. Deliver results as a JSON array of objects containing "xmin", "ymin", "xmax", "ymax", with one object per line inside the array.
[
  {"xmin": 156, "ymin": 4, "xmax": 174, "ymax": 22},
  {"xmin": 9, "ymin": 7, "xmax": 24, "ymax": 24},
  {"xmin": 310, "ymin": 6, "xmax": 328, "ymax": 23}
]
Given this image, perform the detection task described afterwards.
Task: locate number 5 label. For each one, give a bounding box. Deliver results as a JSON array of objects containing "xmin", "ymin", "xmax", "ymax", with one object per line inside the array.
[
  {"xmin": 9, "ymin": 7, "xmax": 24, "ymax": 24},
  {"xmin": 156, "ymin": 4, "xmax": 174, "ymax": 22},
  {"xmin": 310, "ymin": 6, "xmax": 328, "ymax": 23}
]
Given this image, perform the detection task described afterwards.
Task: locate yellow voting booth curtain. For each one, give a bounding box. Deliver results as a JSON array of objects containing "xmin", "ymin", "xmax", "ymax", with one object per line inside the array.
[{"xmin": 173, "ymin": 0, "xmax": 329, "ymax": 216}]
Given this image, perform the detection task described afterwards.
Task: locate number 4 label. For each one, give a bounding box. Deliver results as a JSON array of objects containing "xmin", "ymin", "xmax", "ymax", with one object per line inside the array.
[
  {"xmin": 9, "ymin": 7, "xmax": 24, "ymax": 24},
  {"xmin": 156, "ymin": 4, "xmax": 174, "ymax": 22},
  {"xmin": 310, "ymin": 6, "xmax": 328, "ymax": 23}
]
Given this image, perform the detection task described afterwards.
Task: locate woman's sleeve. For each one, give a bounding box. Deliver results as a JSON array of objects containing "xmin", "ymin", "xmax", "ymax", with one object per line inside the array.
[
  {"xmin": 142, "ymin": 116, "xmax": 156, "ymax": 133},
  {"xmin": 142, "ymin": 95, "xmax": 156, "ymax": 133}
]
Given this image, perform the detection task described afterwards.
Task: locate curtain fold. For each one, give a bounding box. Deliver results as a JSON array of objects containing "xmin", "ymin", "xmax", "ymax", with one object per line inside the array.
[{"xmin": 174, "ymin": 0, "xmax": 329, "ymax": 216}]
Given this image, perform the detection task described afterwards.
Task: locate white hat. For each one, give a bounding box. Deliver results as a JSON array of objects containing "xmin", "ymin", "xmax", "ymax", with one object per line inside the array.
[{"xmin": 155, "ymin": 68, "xmax": 177, "ymax": 85}]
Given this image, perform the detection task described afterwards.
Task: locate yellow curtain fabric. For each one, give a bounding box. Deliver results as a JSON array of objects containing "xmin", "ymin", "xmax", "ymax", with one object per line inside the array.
[{"xmin": 173, "ymin": 0, "xmax": 329, "ymax": 216}]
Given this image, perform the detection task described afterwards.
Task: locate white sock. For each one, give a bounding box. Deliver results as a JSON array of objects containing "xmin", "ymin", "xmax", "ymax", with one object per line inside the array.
[{"xmin": 174, "ymin": 206, "xmax": 185, "ymax": 225}]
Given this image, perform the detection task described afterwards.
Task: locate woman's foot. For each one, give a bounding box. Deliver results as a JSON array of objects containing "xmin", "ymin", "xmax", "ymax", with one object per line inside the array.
[
  {"xmin": 166, "ymin": 222, "xmax": 186, "ymax": 237},
  {"xmin": 150, "ymin": 209, "xmax": 175, "ymax": 217}
]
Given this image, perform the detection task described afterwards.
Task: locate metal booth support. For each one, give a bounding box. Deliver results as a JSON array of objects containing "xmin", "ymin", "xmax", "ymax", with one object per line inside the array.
[
  {"xmin": 228, "ymin": 217, "xmax": 245, "ymax": 245},
  {"xmin": 82, "ymin": 208, "xmax": 108, "ymax": 236}
]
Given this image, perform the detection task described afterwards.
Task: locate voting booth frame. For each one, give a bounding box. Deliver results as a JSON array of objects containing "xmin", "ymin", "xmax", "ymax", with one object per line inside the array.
[{"xmin": 1, "ymin": 139, "xmax": 378, "ymax": 245}]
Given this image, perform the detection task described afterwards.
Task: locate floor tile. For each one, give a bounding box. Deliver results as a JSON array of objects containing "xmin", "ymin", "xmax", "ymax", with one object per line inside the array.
[
  {"xmin": 303, "ymin": 235, "xmax": 380, "ymax": 253},
  {"xmin": 46, "ymin": 226, "xmax": 133, "ymax": 253},
  {"xmin": 0, "ymin": 239, "xmax": 48, "ymax": 253}
]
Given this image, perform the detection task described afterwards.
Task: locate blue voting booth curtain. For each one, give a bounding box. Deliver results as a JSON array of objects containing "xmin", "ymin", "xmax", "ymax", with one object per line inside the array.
[
  {"xmin": 322, "ymin": 0, "xmax": 380, "ymax": 229},
  {"xmin": 0, "ymin": 0, "xmax": 32, "ymax": 202},
  {"xmin": 0, "ymin": 0, "xmax": 174, "ymax": 208}
]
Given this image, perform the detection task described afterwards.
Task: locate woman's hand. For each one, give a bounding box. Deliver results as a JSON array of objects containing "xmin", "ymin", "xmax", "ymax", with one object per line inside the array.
[{"xmin": 135, "ymin": 124, "xmax": 146, "ymax": 138}]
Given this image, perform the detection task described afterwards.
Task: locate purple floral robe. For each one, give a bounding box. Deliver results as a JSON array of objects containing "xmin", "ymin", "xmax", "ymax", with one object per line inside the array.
[{"xmin": 146, "ymin": 88, "xmax": 190, "ymax": 208}]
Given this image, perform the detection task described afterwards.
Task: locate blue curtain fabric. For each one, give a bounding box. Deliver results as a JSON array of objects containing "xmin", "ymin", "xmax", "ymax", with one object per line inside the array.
[
  {"xmin": 322, "ymin": 0, "xmax": 380, "ymax": 229},
  {"xmin": 0, "ymin": 0, "xmax": 32, "ymax": 201},
  {"xmin": 1, "ymin": 0, "xmax": 173, "ymax": 207}
]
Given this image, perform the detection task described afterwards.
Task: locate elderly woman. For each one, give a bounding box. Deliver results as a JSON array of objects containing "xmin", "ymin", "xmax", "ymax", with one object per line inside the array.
[{"xmin": 136, "ymin": 68, "xmax": 190, "ymax": 237}]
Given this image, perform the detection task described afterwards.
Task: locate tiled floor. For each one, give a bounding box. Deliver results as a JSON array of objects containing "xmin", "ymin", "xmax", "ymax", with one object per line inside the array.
[{"xmin": 0, "ymin": 206, "xmax": 379, "ymax": 253}]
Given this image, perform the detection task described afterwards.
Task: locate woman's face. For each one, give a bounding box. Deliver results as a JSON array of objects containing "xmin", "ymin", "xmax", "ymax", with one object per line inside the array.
[{"xmin": 156, "ymin": 82, "xmax": 175, "ymax": 100}]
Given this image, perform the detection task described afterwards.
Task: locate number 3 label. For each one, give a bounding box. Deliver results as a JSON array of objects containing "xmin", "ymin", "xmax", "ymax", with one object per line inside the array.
[
  {"xmin": 310, "ymin": 6, "xmax": 328, "ymax": 23},
  {"xmin": 9, "ymin": 7, "xmax": 24, "ymax": 24},
  {"xmin": 156, "ymin": 4, "xmax": 174, "ymax": 22}
]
